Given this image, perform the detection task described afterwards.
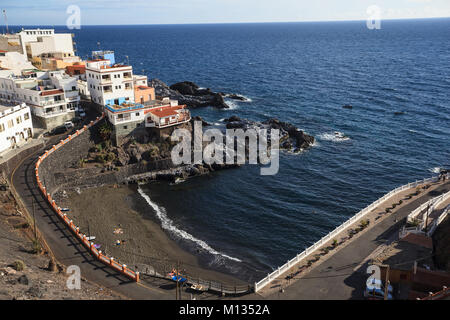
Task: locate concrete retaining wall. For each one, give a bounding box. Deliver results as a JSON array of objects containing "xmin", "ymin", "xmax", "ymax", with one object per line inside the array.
[{"xmin": 1, "ymin": 141, "xmax": 45, "ymax": 178}]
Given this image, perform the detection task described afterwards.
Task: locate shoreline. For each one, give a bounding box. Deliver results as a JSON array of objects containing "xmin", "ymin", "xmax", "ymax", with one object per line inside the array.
[{"xmin": 58, "ymin": 183, "xmax": 249, "ymax": 289}]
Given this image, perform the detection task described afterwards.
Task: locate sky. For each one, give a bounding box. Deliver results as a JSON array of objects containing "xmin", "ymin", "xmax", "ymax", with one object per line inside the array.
[{"xmin": 1, "ymin": 0, "xmax": 450, "ymax": 26}]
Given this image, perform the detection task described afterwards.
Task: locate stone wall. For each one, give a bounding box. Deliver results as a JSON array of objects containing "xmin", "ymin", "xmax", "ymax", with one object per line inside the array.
[
  {"xmin": 38, "ymin": 119, "xmax": 174, "ymax": 194},
  {"xmin": 0, "ymin": 142, "xmax": 46, "ymax": 179},
  {"xmin": 33, "ymin": 111, "xmax": 76, "ymax": 130},
  {"xmin": 38, "ymin": 124, "xmax": 100, "ymax": 194}
]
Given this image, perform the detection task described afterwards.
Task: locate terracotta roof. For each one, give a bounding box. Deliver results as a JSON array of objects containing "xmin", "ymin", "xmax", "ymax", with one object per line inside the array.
[
  {"xmin": 148, "ymin": 105, "xmax": 186, "ymax": 118},
  {"xmin": 40, "ymin": 89, "xmax": 64, "ymax": 96},
  {"xmin": 87, "ymin": 59, "xmax": 108, "ymax": 62},
  {"xmin": 136, "ymin": 86, "xmax": 153, "ymax": 90},
  {"xmin": 149, "ymin": 108, "xmax": 179, "ymax": 118}
]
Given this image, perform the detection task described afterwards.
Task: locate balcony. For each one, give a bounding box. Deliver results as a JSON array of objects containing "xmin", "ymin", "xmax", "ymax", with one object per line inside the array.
[
  {"xmin": 101, "ymin": 77, "xmax": 112, "ymax": 84},
  {"xmin": 115, "ymin": 114, "xmax": 131, "ymax": 123},
  {"xmin": 40, "ymin": 99, "xmax": 66, "ymax": 107},
  {"xmin": 145, "ymin": 112, "xmax": 191, "ymax": 129}
]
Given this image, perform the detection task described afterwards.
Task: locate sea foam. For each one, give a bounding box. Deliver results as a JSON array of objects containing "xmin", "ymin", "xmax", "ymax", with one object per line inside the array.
[
  {"xmin": 429, "ymin": 167, "xmax": 442, "ymax": 174},
  {"xmin": 317, "ymin": 132, "xmax": 351, "ymax": 142},
  {"xmin": 137, "ymin": 187, "xmax": 242, "ymax": 263}
]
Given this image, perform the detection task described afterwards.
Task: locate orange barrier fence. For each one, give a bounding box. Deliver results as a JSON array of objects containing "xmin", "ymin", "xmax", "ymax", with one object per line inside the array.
[{"xmin": 34, "ymin": 114, "xmax": 140, "ymax": 282}]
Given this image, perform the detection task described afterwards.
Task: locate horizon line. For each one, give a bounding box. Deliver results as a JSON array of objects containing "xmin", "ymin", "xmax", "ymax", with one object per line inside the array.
[{"xmin": 6, "ymin": 16, "xmax": 450, "ymax": 27}]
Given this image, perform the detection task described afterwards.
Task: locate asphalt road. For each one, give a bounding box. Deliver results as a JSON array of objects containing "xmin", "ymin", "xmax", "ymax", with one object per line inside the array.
[
  {"xmin": 267, "ymin": 180, "xmax": 450, "ymax": 300},
  {"xmin": 10, "ymin": 132, "xmax": 175, "ymax": 300}
]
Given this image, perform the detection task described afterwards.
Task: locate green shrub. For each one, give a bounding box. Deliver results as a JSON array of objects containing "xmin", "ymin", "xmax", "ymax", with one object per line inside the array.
[
  {"xmin": 360, "ymin": 219, "xmax": 370, "ymax": 228},
  {"xmin": 31, "ymin": 239, "xmax": 42, "ymax": 254},
  {"xmin": 98, "ymin": 122, "xmax": 112, "ymax": 141},
  {"xmin": 12, "ymin": 260, "xmax": 25, "ymax": 271},
  {"xmin": 95, "ymin": 154, "xmax": 106, "ymax": 163},
  {"xmin": 106, "ymin": 152, "xmax": 116, "ymax": 162}
]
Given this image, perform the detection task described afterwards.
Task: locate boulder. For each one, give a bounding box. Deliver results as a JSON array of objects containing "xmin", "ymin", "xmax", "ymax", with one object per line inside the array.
[
  {"xmin": 17, "ymin": 274, "xmax": 29, "ymax": 285},
  {"xmin": 191, "ymin": 116, "xmax": 210, "ymax": 126},
  {"xmin": 114, "ymin": 148, "xmax": 130, "ymax": 166},
  {"xmin": 227, "ymin": 94, "xmax": 247, "ymax": 101},
  {"xmin": 170, "ymin": 81, "xmax": 199, "ymax": 95}
]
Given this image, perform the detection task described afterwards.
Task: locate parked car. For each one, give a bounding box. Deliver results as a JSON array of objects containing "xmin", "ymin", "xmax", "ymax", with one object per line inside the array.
[
  {"xmin": 64, "ymin": 121, "xmax": 75, "ymax": 130},
  {"xmin": 51, "ymin": 125, "xmax": 68, "ymax": 135},
  {"xmin": 364, "ymin": 278, "xmax": 393, "ymax": 300}
]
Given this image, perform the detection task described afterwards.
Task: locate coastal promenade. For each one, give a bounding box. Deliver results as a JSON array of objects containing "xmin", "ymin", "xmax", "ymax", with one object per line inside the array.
[{"xmin": 255, "ymin": 177, "xmax": 450, "ymax": 299}]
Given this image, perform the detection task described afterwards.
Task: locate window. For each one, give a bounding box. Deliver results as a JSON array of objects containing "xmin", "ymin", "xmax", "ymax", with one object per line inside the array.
[
  {"xmin": 0, "ymin": 123, "xmax": 4, "ymax": 132},
  {"xmin": 16, "ymin": 116, "xmax": 22, "ymax": 124},
  {"xmin": 7, "ymin": 119, "xmax": 14, "ymax": 128},
  {"xmin": 24, "ymin": 113, "xmax": 30, "ymax": 120},
  {"xmin": 123, "ymin": 126, "xmax": 127, "ymax": 129},
  {"xmin": 135, "ymin": 112, "xmax": 140, "ymax": 116}
]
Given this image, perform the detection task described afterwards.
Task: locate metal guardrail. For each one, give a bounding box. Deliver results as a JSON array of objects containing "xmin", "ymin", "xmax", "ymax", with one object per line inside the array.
[{"xmin": 254, "ymin": 175, "xmax": 442, "ymax": 293}]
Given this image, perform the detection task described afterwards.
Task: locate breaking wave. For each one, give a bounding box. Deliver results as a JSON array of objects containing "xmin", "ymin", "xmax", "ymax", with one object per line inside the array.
[
  {"xmin": 137, "ymin": 187, "xmax": 242, "ymax": 263},
  {"xmin": 317, "ymin": 132, "xmax": 351, "ymax": 142},
  {"xmin": 428, "ymin": 167, "xmax": 442, "ymax": 174}
]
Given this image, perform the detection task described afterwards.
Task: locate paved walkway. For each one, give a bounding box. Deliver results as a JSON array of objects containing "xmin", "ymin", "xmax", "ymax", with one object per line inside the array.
[{"xmin": 257, "ymin": 180, "xmax": 450, "ymax": 299}]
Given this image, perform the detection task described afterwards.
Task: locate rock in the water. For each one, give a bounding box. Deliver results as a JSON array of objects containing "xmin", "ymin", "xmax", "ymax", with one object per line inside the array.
[
  {"xmin": 227, "ymin": 94, "xmax": 247, "ymax": 101},
  {"xmin": 151, "ymin": 79, "xmax": 229, "ymax": 109},
  {"xmin": 191, "ymin": 116, "xmax": 210, "ymax": 126},
  {"xmin": 222, "ymin": 115, "xmax": 315, "ymax": 151},
  {"xmin": 169, "ymin": 81, "xmax": 199, "ymax": 95}
]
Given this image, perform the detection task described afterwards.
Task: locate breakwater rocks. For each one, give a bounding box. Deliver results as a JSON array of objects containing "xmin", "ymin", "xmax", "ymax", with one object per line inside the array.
[
  {"xmin": 224, "ymin": 116, "xmax": 315, "ymax": 152},
  {"xmin": 125, "ymin": 163, "xmax": 240, "ymax": 185},
  {"xmin": 150, "ymin": 79, "xmax": 248, "ymax": 109}
]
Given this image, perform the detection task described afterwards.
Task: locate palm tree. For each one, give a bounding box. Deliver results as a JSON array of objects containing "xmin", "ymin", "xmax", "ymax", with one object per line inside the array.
[{"xmin": 98, "ymin": 122, "xmax": 112, "ymax": 141}]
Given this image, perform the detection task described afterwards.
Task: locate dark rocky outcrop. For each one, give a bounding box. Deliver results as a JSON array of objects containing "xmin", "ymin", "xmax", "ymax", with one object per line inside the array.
[
  {"xmin": 151, "ymin": 79, "xmax": 229, "ymax": 109},
  {"xmin": 190, "ymin": 116, "xmax": 211, "ymax": 127},
  {"xmin": 224, "ymin": 116, "xmax": 315, "ymax": 152}
]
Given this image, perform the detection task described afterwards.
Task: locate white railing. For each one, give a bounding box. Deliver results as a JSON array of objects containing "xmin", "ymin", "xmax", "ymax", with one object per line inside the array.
[
  {"xmin": 408, "ymin": 189, "xmax": 450, "ymax": 224},
  {"xmin": 254, "ymin": 175, "xmax": 444, "ymax": 293},
  {"xmin": 427, "ymin": 205, "xmax": 450, "ymax": 237}
]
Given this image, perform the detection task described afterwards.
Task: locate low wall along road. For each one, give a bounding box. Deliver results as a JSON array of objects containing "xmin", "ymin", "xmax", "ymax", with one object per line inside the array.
[{"xmin": 35, "ymin": 114, "xmax": 140, "ymax": 283}]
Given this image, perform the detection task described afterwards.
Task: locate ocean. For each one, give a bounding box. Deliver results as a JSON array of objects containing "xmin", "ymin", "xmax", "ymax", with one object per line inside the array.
[{"xmin": 41, "ymin": 20, "xmax": 450, "ymax": 282}]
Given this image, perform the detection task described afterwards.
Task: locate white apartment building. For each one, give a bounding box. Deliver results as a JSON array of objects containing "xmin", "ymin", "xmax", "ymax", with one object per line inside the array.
[
  {"xmin": 0, "ymin": 102, "xmax": 33, "ymax": 153},
  {"xmin": 0, "ymin": 51, "xmax": 35, "ymax": 75},
  {"xmin": 133, "ymin": 74, "xmax": 148, "ymax": 87},
  {"xmin": 0, "ymin": 70, "xmax": 78, "ymax": 129},
  {"xmin": 48, "ymin": 70, "xmax": 80, "ymax": 110},
  {"xmin": 85, "ymin": 59, "xmax": 134, "ymax": 106},
  {"xmin": 17, "ymin": 29, "xmax": 75, "ymax": 59}
]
